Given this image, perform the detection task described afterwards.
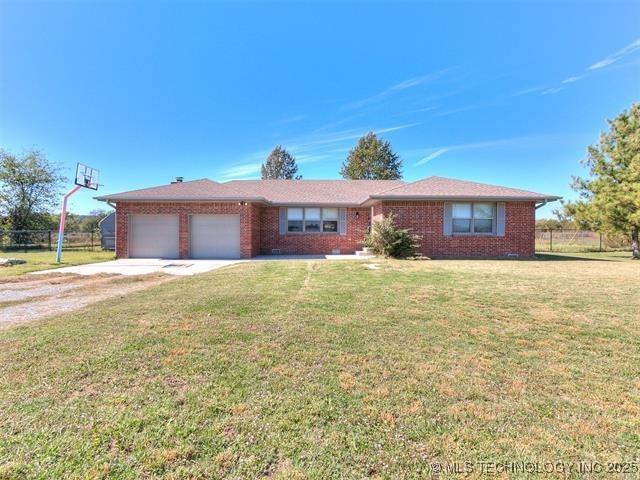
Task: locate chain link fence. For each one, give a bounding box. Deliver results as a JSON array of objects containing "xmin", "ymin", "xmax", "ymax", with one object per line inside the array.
[
  {"xmin": 4, "ymin": 228, "xmax": 628, "ymax": 254},
  {"xmin": 535, "ymin": 229, "xmax": 630, "ymax": 252},
  {"xmin": 0, "ymin": 230, "xmax": 102, "ymax": 252}
]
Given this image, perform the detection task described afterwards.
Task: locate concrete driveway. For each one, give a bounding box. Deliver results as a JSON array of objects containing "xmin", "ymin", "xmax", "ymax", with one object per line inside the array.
[
  {"xmin": 31, "ymin": 258, "xmax": 245, "ymax": 276},
  {"xmin": 30, "ymin": 254, "xmax": 370, "ymax": 277}
]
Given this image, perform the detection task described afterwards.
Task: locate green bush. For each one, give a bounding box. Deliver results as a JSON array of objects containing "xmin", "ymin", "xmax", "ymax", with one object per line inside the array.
[{"xmin": 365, "ymin": 214, "xmax": 421, "ymax": 258}]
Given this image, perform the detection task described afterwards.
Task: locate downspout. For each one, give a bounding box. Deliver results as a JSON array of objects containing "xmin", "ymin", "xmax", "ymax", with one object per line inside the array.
[{"xmin": 107, "ymin": 201, "xmax": 117, "ymax": 256}]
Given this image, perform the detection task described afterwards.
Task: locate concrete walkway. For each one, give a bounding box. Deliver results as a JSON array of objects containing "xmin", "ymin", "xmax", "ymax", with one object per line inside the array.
[
  {"xmin": 31, "ymin": 258, "xmax": 246, "ymax": 276},
  {"xmin": 253, "ymin": 254, "xmax": 372, "ymax": 261},
  {"xmin": 30, "ymin": 254, "xmax": 373, "ymax": 277}
]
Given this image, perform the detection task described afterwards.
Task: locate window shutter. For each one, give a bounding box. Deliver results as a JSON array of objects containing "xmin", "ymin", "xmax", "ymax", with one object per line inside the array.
[
  {"xmin": 279, "ymin": 207, "xmax": 287, "ymax": 234},
  {"xmin": 338, "ymin": 208, "xmax": 347, "ymax": 235},
  {"xmin": 496, "ymin": 202, "xmax": 506, "ymax": 237},
  {"xmin": 443, "ymin": 202, "xmax": 453, "ymax": 236}
]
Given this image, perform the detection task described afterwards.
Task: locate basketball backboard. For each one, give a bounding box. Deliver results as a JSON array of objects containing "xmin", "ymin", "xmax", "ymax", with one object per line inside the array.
[{"xmin": 75, "ymin": 163, "xmax": 100, "ymax": 190}]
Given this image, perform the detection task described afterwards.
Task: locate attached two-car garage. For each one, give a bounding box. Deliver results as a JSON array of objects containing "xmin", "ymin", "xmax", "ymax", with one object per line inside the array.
[{"xmin": 128, "ymin": 214, "xmax": 241, "ymax": 259}]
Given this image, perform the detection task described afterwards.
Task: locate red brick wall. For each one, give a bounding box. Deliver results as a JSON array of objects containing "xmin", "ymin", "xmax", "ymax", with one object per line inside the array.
[
  {"xmin": 379, "ymin": 201, "xmax": 536, "ymax": 257},
  {"xmin": 115, "ymin": 201, "xmax": 260, "ymax": 259},
  {"xmin": 371, "ymin": 203, "xmax": 384, "ymax": 222},
  {"xmin": 249, "ymin": 204, "xmax": 261, "ymax": 256},
  {"xmin": 115, "ymin": 200, "xmax": 535, "ymax": 259},
  {"xmin": 259, "ymin": 207, "xmax": 370, "ymax": 255}
]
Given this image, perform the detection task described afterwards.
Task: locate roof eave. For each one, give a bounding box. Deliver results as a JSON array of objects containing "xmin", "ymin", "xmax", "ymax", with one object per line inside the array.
[
  {"xmin": 368, "ymin": 195, "xmax": 562, "ymax": 202},
  {"xmin": 94, "ymin": 196, "xmax": 270, "ymax": 204},
  {"xmin": 269, "ymin": 201, "xmax": 364, "ymax": 207}
]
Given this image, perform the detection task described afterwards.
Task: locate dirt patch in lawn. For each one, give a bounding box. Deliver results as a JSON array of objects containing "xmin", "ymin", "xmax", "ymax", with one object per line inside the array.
[{"xmin": 0, "ymin": 273, "xmax": 173, "ymax": 327}]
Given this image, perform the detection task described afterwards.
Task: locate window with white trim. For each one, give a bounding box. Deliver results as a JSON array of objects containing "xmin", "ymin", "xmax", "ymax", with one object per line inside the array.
[
  {"xmin": 452, "ymin": 202, "xmax": 496, "ymax": 234},
  {"xmin": 287, "ymin": 207, "xmax": 339, "ymax": 233}
]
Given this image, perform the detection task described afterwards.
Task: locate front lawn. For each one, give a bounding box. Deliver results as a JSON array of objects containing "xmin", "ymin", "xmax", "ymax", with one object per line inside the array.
[
  {"xmin": 0, "ymin": 253, "xmax": 638, "ymax": 478},
  {"xmin": 0, "ymin": 250, "xmax": 115, "ymax": 277}
]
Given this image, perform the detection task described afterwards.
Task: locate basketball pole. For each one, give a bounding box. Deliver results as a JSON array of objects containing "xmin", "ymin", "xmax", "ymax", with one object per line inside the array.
[{"xmin": 55, "ymin": 185, "xmax": 82, "ymax": 263}]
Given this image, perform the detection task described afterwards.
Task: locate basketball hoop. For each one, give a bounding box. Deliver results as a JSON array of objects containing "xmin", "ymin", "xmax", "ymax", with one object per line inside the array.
[
  {"xmin": 56, "ymin": 163, "xmax": 101, "ymax": 263},
  {"xmin": 75, "ymin": 163, "xmax": 100, "ymax": 191}
]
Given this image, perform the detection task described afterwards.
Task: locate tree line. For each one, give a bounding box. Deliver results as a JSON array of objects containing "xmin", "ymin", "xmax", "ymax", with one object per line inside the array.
[
  {"xmin": 1, "ymin": 103, "xmax": 638, "ymax": 257},
  {"xmin": 260, "ymin": 132, "xmax": 402, "ymax": 180},
  {"xmin": 0, "ymin": 150, "xmax": 108, "ymax": 232}
]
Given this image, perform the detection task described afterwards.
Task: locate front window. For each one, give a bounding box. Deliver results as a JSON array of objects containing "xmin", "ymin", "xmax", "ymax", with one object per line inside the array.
[
  {"xmin": 304, "ymin": 208, "xmax": 321, "ymax": 232},
  {"xmin": 322, "ymin": 208, "xmax": 338, "ymax": 232},
  {"xmin": 452, "ymin": 202, "xmax": 495, "ymax": 234},
  {"xmin": 452, "ymin": 203, "xmax": 472, "ymax": 233},
  {"xmin": 287, "ymin": 207, "xmax": 304, "ymax": 232},
  {"xmin": 288, "ymin": 207, "xmax": 340, "ymax": 233}
]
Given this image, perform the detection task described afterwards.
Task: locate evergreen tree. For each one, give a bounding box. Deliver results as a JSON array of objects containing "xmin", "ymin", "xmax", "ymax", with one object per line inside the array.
[
  {"xmin": 564, "ymin": 104, "xmax": 640, "ymax": 258},
  {"xmin": 261, "ymin": 146, "xmax": 301, "ymax": 179},
  {"xmin": 340, "ymin": 132, "xmax": 402, "ymax": 180}
]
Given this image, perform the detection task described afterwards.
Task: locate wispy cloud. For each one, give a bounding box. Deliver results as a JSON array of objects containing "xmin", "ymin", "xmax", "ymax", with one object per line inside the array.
[
  {"xmin": 540, "ymin": 87, "xmax": 564, "ymax": 95},
  {"xmin": 433, "ymin": 103, "xmax": 486, "ymax": 117},
  {"xmin": 273, "ymin": 113, "xmax": 308, "ymax": 126},
  {"xmin": 412, "ymin": 105, "xmax": 439, "ymax": 113},
  {"xmin": 414, "ymin": 135, "xmax": 553, "ymax": 166},
  {"xmin": 512, "ymin": 38, "xmax": 640, "ymax": 98},
  {"xmin": 345, "ymin": 69, "xmax": 449, "ymax": 110},
  {"xmin": 287, "ymin": 122, "xmax": 421, "ymax": 150},
  {"xmin": 588, "ymin": 38, "xmax": 640, "ymax": 70},
  {"xmin": 219, "ymin": 122, "xmax": 419, "ymax": 180},
  {"xmin": 515, "ymin": 38, "xmax": 640, "ymax": 98},
  {"xmin": 294, "ymin": 153, "xmax": 331, "ymax": 164},
  {"xmin": 561, "ymin": 75, "xmax": 583, "ymax": 84},
  {"xmin": 218, "ymin": 162, "xmax": 262, "ymax": 180},
  {"xmin": 388, "ymin": 75, "xmax": 436, "ymax": 91},
  {"xmin": 511, "ymin": 85, "xmax": 547, "ymax": 97},
  {"xmin": 418, "ymin": 148, "xmax": 450, "ymax": 164},
  {"xmin": 394, "ymin": 105, "xmax": 439, "ymax": 117},
  {"xmin": 311, "ymin": 114, "xmax": 363, "ymax": 133}
]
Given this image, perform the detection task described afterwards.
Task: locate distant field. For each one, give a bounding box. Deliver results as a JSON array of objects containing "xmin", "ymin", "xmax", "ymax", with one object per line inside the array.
[
  {"xmin": 0, "ymin": 252, "xmax": 637, "ymax": 478},
  {"xmin": 535, "ymin": 229, "xmax": 630, "ymax": 253}
]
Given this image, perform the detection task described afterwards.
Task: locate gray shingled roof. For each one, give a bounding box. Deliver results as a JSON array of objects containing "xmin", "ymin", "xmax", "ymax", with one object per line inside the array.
[
  {"xmin": 225, "ymin": 180, "xmax": 405, "ymax": 205},
  {"xmin": 95, "ymin": 176, "xmax": 559, "ymax": 204},
  {"xmin": 370, "ymin": 176, "xmax": 560, "ymax": 201},
  {"xmin": 94, "ymin": 179, "xmax": 268, "ymax": 202}
]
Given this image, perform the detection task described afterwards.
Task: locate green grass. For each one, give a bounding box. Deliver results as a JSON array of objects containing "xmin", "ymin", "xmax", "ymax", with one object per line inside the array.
[
  {"xmin": 0, "ymin": 252, "xmax": 638, "ymax": 478},
  {"xmin": 0, "ymin": 250, "xmax": 115, "ymax": 277}
]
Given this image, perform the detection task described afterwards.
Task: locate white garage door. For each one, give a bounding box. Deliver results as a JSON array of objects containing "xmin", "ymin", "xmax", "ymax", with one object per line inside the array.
[
  {"xmin": 190, "ymin": 214, "xmax": 241, "ymax": 259},
  {"xmin": 129, "ymin": 214, "xmax": 179, "ymax": 258}
]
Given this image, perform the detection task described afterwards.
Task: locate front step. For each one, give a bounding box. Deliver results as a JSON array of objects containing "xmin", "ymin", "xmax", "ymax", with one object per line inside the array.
[{"xmin": 355, "ymin": 249, "xmax": 374, "ymax": 257}]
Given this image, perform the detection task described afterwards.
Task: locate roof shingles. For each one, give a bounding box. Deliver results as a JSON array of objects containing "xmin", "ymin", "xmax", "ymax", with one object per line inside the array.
[
  {"xmin": 96, "ymin": 176, "xmax": 559, "ymax": 204},
  {"xmin": 372, "ymin": 176, "xmax": 559, "ymax": 201}
]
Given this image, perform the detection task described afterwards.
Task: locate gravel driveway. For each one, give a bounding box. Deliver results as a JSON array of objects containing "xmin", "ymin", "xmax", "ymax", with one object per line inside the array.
[{"xmin": 0, "ymin": 273, "xmax": 173, "ymax": 327}]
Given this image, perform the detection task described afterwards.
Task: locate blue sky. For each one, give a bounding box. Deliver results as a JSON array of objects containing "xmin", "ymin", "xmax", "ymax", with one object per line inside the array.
[{"xmin": 1, "ymin": 1, "xmax": 639, "ymax": 218}]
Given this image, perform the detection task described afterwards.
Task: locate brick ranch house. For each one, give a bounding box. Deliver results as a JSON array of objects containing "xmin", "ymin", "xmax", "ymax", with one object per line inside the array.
[{"xmin": 95, "ymin": 176, "xmax": 559, "ymax": 259}]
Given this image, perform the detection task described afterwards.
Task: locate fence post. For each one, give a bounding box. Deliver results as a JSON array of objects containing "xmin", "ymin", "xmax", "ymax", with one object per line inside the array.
[
  {"xmin": 549, "ymin": 229, "xmax": 553, "ymax": 252},
  {"xmin": 48, "ymin": 231, "xmax": 52, "ymax": 251},
  {"xmin": 599, "ymin": 232, "xmax": 603, "ymax": 252},
  {"xmin": 91, "ymin": 231, "xmax": 94, "ymax": 251}
]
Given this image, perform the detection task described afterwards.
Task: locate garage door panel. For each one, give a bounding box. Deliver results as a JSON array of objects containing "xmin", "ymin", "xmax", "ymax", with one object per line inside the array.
[
  {"xmin": 129, "ymin": 214, "xmax": 179, "ymax": 258},
  {"xmin": 190, "ymin": 214, "xmax": 241, "ymax": 259}
]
